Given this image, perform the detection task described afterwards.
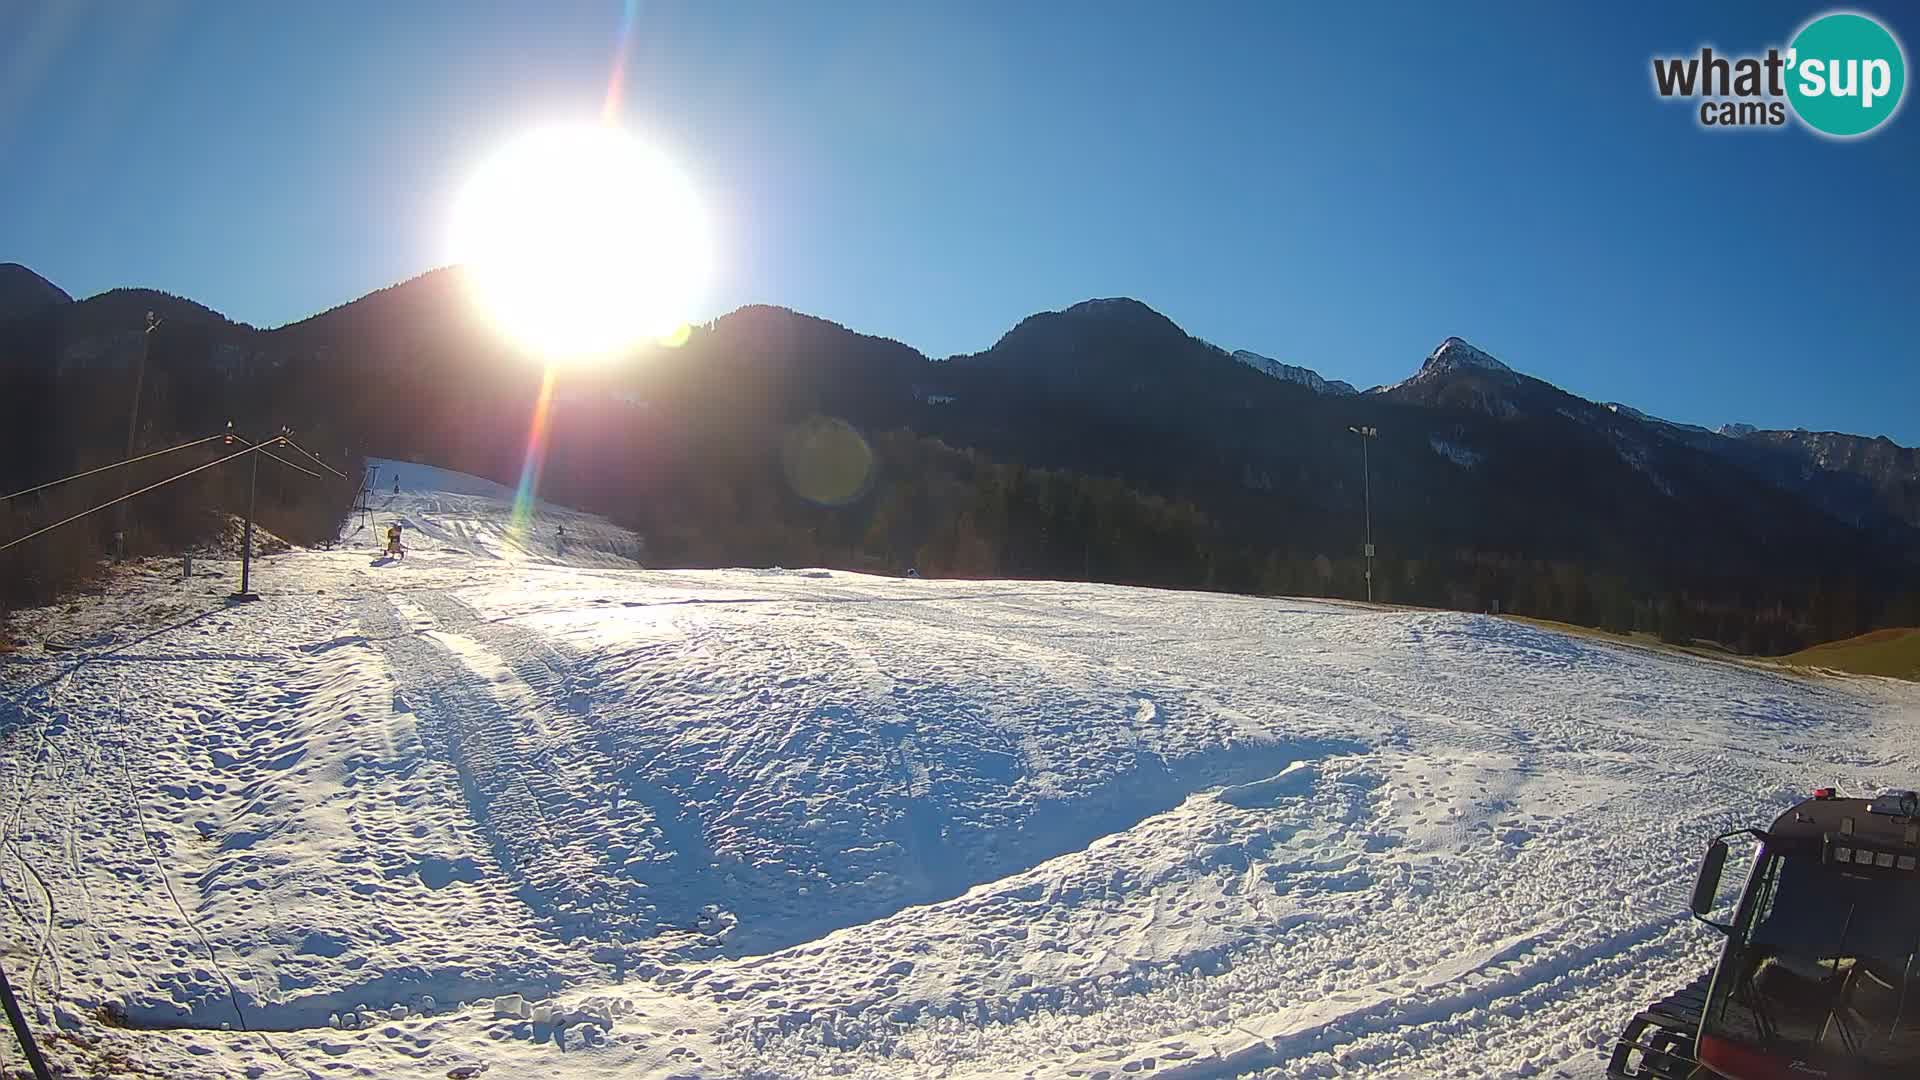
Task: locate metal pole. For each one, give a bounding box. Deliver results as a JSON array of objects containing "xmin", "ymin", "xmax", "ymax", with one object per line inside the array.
[
  {"xmin": 1362, "ymin": 433, "xmax": 1373, "ymax": 603},
  {"xmin": 115, "ymin": 312, "xmax": 160, "ymax": 560},
  {"xmin": 1349, "ymin": 425, "xmax": 1376, "ymax": 603},
  {"xmin": 124, "ymin": 314, "xmax": 155, "ymax": 462},
  {"xmin": 0, "ymin": 960, "xmax": 53, "ymax": 1080},
  {"xmin": 238, "ymin": 448, "xmax": 258, "ymax": 598}
]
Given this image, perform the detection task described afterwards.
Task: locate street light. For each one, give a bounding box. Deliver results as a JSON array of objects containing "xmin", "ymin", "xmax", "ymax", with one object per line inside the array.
[{"xmin": 1348, "ymin": 425, "xmax": 1377, "ymax": 603}]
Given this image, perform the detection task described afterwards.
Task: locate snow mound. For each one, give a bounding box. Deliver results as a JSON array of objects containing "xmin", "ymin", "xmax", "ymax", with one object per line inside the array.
[{"xmin": 204, "ymin": 513, "xmax": 292, "ymax": 556}]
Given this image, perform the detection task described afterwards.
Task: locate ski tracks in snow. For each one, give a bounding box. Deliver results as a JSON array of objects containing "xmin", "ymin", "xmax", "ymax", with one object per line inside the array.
[
  {"xmin": 6, "ymin": 470, "xmax": 1919, "ymax": 1080},
  {"xmin": 356, "ymin": 589, "xmax": 665, "ymax": 941}
]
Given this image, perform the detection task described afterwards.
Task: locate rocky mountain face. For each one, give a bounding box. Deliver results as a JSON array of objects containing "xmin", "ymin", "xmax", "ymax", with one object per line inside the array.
[
  {"xmin": 1230, "ymin": 350, "xmax": 1357, "ymax": 396},
  {"xmin": 1376, "ymin": 335, "xmax": 1920, "ymax": 534},
  {"xmin": 1377, "ymin": 335, "xmax": 1542, "ymax": 419},
  {"xmin": 893, "ymin": 307, "xmax": 1907, "ymax": 615},
  {"xmin": 1724, "ymin": 428, "xmax": 1920, "ymax": 530}
]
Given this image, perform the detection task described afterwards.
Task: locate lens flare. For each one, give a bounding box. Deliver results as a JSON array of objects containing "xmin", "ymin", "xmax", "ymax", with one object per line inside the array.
[
  {"xmin": 451, "ymin": 123, "xmax": 713, "ymax": 362},
  {"xmin": 508, "ymin": 365, "xmax": 560, "ymax": 547},
  {"xmin": 603, "ymin": 0, "xmax": 641, "ymax": 122},
  {"xmin": 782, "ymin": 416, "xmax": 875, "ymax": 507}
]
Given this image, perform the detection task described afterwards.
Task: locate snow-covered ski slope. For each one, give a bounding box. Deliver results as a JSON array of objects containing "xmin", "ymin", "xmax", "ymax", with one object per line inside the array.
[
  {"xmin": 354, "ymin": 459, "xmax": 647, "ymax": 567},
  {"xmin": 1, "ymin": 460, "xmax": 1916, "ymax": 1079}
]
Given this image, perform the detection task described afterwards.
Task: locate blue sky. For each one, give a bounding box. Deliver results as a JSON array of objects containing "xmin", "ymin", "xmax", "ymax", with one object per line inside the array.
[{"xmin": 2, "ymin": 2, "xmax": 1915, "ymax": 440}]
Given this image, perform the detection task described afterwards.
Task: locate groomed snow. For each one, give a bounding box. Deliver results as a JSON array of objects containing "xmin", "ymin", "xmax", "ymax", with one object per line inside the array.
[{"xmin": 2, "ymin": 460, "xmax": 1916, "ymax": 1079}]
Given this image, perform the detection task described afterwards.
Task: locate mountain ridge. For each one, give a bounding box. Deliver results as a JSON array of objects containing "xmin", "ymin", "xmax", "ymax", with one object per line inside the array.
[
  {"xmin": 3, "ymin": 264, "xmax": 1915, "ymax": 648},
  {"xmin": 1229, "ymin": 349, "xmax": 1357, "ymax": 396},
  {"xmin": 5, "ymin": 262, "xmax": 1909, "ymax": 455},
  {"xmin": 0, "ymin": 262, "xmax": 73, "ymax": 323},
  {"xmin": 4, "ymin": 264, "xmax": 1913, "ymax": 541}
]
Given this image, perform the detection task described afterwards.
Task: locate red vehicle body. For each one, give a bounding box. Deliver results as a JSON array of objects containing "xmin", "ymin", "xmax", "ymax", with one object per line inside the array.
[{"xmin": 1610, "ymin": 789, "xmax": 1920, "ymax": 1079}]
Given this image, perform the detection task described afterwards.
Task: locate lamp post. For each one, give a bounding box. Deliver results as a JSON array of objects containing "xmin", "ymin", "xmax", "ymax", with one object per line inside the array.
[{"xmin": 1348, "ymin": 425, "xmax": 1377, "ymax": 603}]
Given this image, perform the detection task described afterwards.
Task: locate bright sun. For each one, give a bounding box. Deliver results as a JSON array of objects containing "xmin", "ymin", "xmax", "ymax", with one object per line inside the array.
[{"xmin": 451, "ymin": 123, "xmax": 713, "ymax": 361}]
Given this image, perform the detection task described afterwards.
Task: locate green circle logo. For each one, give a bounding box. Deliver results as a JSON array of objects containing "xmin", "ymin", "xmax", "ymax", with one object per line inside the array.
[{"xmin": 1787, "ymin": 12, "xmax": 1906, "ymax": 137}]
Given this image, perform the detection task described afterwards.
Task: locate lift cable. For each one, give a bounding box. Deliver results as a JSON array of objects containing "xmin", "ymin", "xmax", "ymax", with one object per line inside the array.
[
  {"xmin": 0, "ymin": 443, "xmax": 274, "ymax": 555},
  {"xmin": 226, "ymin": 434, "xmax": 322, "ymax": 480},
  {"xmin": 271, "ymin": 435, "xmax": 348, "ymax": 479},
  {"xmin": 0, "ymin": 434, "xmax": 226, "ymax": 504}
]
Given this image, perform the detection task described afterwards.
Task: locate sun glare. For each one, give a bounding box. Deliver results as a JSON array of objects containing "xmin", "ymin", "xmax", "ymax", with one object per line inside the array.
[{"xmin": 452, "ymin": 123, "xmax": 712, "ymax": 362}]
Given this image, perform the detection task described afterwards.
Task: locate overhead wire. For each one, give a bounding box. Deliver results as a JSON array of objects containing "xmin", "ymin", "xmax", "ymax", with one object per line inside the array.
[
  {"xmin": 226, "ymin": 434, "xmax": 322, "ymax": 480},
  {"xmin": 0, "ymin": 443, "xmax": 271, "ymax": 555},
  {"xmin": 272, "ymin": 436, "xmax": 349, "ymax": 479},
  {"xmin": 0, "ymin": 434, "xmax": 225, "ymax": 503}
]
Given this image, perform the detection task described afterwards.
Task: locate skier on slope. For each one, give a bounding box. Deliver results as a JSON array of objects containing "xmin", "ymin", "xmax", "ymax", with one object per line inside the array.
[{"xmin": 385, "ymin": 523, "xmax": 405, "ymax": 560}]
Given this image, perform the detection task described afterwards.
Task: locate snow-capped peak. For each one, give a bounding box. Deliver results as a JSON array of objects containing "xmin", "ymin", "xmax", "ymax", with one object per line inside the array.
[
  {"xmin": 1719, "ymin": 422, "xmax": 1758, "ymax": 438},
  {"xmin": 1376, "ymin": 336, "xmax": 1518, "ymax": 395},
  {"xmin": 1230, "ymin": 349, "xmax": 1358, "ymax": 396},
  {"xmin": 1419, "ymin": 336, "xmax": 1512, "ymax": 377}
]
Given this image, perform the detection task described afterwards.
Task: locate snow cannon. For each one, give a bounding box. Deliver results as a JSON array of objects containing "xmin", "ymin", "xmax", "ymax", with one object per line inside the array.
[{"xmin": 1608, "ymin": 788, "xmax": 1920, "ymax": 1079}]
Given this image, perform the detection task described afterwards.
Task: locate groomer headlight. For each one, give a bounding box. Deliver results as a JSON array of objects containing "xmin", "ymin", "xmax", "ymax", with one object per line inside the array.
[{"xmin": 1866, "ymin": 790, "xmax": 1920, "ymax": 818}]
